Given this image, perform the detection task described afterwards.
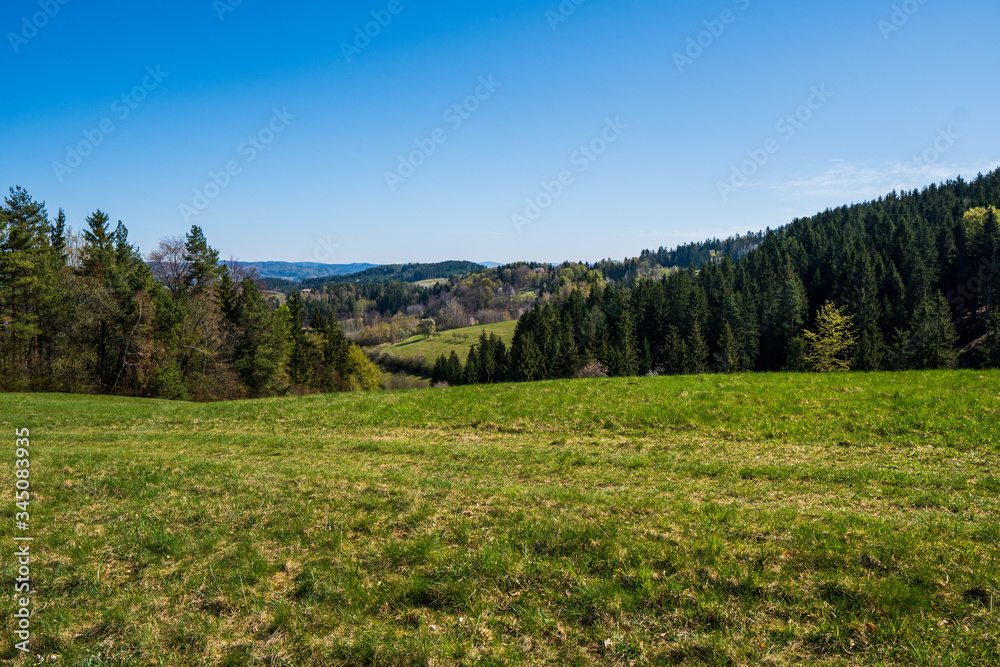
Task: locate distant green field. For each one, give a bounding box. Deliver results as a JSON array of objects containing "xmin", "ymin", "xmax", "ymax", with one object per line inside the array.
[
  {"xmin": 2, "ymin": 371, "xmax": 999, "ymax": 665},
  {"xmin": 376, "ymin": 319, "xmax": 519, "ymax": 361}
]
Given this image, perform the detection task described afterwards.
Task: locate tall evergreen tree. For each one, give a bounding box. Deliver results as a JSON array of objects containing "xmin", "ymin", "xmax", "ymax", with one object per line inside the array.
[
  {"xmin": 687, "ymin": 321, "xmax": 709, "ymax": 374},
  {"xmin": 183, "ymin": 225, "xmax": 222, "ymax": 294},
  {"xmin": 0, "ymin": 187, "xmax": 52, "ymax": 384},
  {"xmin": 284, "ymin": 292, "xmax": 318, "ymax": 386},
  {"xmin": 447, "ymin": 351, "xmax": 464, "ymax": 385},
  {"xmin": 50, "ymin": 208, "xmax": 67, "ymax": 264},
  {"xmin": 713, "ymin": 323, "xmax": 740, "ymax": 373},
  {"xmin": 231, "ymin": 278, "xmax": 288, "ymax": 396},
  {"xmin": 891, "ymin": 293, "xmax": 959, "ymax": 370}
]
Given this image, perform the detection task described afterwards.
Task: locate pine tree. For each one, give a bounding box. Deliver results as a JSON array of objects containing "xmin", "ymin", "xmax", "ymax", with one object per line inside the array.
[
  {"xmin": 184, "ymin": 225, "xmax": 221, "ymax": 294},
  {"xmin": 687, "ymin": 321, "xmax": 709, "ymax": 374},
  {"xmin": 217, "ymin": 270, "xmax": 239, "ymax": 325},
  {"xmin": 786, "ymin": 336, "xmax": 809, "ymax": 372},
  {"xmin": 432, "ymin": 354, "xmax": 449, "ymax": 385},
  {"xmin": 980, "ymin": 308, "xmax": 1000, "ymax": 368},
  {"xmin": 663, "ymin": 325, "xmax": 686, "ymax": 375},
  {"xmin": 476, "ymin": 332, "xmax": 496, "ymax": 382},
  {"xmin": 82, "ymin": 210, "xmax": 113, "ymax": 277},
  {"xmin": 639, "ymin": 336, "xmax": 653, "ymax": 375},
  {"xmin": 487, "ymin": 333, "xmax": 509, "ymax": 382},
  {"xmin": 734, "ymin": 292, "xmax": 759, "ymax": 371},
  {"xmin": 894, "ymin": 293, "xmax": 958, "ymax": 370},
  {"xmin": 761, "ymin": 258, "xmax": 808, "ymax": 371},
  {"xmin": 464, "ymin": 346, "xmax": 481, "ymax": 384},
  {"xmin": 510, "ymin": 331, "xmax": 543, "ymax": 381},
  {"xmin": 853, "ymin": 318, "xmax": 886, "ymax": 372},
  {"xmin": 447, "ymin": 351, "xmax": 464, "ymax": 385},
  {"xmin": 50, "ymin": 208, "xmax": 67, "ymax": 264},
  {"xmin": 78, "ymin": 211, "xmax": 156, "ymax": 392},
  {"xmin": 0, "ymin": 187, "xmax": 52, "ymax": 384},
  {"xmin": 80, "ymin": 210, "xmax": 117, "ymax": 387},
  {"xmin": 982, "ymin": 208, "xmax": 1000, "ymax": 329},
  {"xmin": 284, "ymin": 292, "xmax": 318, "ymax": 386},
  {"xmin": 232, "ymin": 278, "xmax": 287, "ymax": 396},
  {"xmin": 713, "ymin": 322, "xmax": 740, "ymax": 373}
]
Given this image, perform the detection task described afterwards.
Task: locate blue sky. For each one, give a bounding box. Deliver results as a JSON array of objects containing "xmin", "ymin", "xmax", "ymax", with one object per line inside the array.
[{"xmin": 2, "ymin": 0, "xmax": 999, "ymax": 265}]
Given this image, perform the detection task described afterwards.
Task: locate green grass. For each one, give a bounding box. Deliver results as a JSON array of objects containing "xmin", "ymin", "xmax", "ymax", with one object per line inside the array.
[
  {"xmin": 375, "ymin": 320, "xmax": 520, "ymax": 361},
  {"xmin": 1, "ymin": 371, "xmax": 999, "ymax": 666}
]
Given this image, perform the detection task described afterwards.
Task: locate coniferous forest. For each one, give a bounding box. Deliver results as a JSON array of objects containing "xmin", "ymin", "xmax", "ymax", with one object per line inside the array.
[
  {"xmin": 435, "ymin": 169, "xmax": 1000, "ymax": 386},
  {"xmin": 3, "ymin": 169, "xmax": 1000, "ymax": 400},
  {"xmin": 0, "ymin": 186, "xmax": 381, "ymax": 399}
]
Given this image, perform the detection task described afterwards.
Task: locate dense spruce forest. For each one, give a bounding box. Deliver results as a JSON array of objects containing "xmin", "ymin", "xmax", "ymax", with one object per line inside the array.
[
  {"xmin": 3, "ymin": 170, "xmax": 999, "ymax": 400},
  {"xmin": 431, "ymin": 170, "xmax": 1000, "ymax": 386}
]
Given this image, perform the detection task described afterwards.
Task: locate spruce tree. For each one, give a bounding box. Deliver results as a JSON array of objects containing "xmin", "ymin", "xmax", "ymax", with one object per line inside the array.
[
  {"xmin": 50, "ymin": 208, "xmax": 67, "ymax": 264},
  {"xmin": 980, "ymin": 309, "xmax": 1000, "ymax": 368},
  {"xmin": 510, "ymin": 331, "xmax": 543, "ymax": 381},
  {"xmin": 982, "ymin": 208, "xmax": 1000, "ymax": 329},
  {"xmin": 687, "ymin": 321, "xmax": 709, "ymax": 374},
  {"xmin": 432, "ymin": 354, "xmax": 449, "ymax": 385},
  {"xmin": 184, "ymin": 225, "xmax": 222, "ymax": 294},
  {"xmin": 663, "ymin": 325, "xmax": 686, "ymax": 375},
  {"xmin": 713, "ymin": 322, "xmax": 740, "ymax": 373},
  {"xmin": 894, "ymin": 293, "xmax": 959, "ymax": 370},
  {"xmin": 464, "ymin": 346, "xmax": 481, "ymax": 384},
  {"xmin": 447, "ymin": 351, "xmax": 464, "ymax": 385},
  {"xmin": 232, "ymin": 278, "xmax": 287, "ymax": 396},
  {"xmin": 284, "ymin": 292, "xmax": 318, "ymax": 386}
]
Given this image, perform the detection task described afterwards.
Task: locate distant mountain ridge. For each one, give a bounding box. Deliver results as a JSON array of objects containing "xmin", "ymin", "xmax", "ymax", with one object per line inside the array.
[
  {"xmin": 300, "ymin": 261, "xmax": 487, "ymax": 288},
  {"xmin": 243, "ymin": 261, "xmax": 500, "ymax": 282},
  {"xmin": 240, "ymin": 262, "xmax": 379, "ymax": 281}
]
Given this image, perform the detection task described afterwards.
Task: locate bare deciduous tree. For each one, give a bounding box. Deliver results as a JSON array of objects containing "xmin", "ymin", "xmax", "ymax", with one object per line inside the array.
[{"xmin": 148, "ymin": 237, "xmax": 190, "ymax": 296}]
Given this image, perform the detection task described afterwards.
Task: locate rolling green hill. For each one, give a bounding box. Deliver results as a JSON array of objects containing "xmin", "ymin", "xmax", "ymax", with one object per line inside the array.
[
  {"xmin": 301, "ymin": 261, "xmax": 485, "ymax": 288},
  {"xmin": 240, "ymin": 262, "xmax": 379, "ymax": 282},
  {"xmin": 373, "ymin": 320, "xmax": 519, "ymax": 362},
  {"xmin": 2, "ymin": 371, "xmax": 998, "ymax": 665}
]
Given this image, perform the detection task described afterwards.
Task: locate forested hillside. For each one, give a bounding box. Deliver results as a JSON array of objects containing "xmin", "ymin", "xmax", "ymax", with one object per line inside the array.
[
  {"xmin": 300, "ymin": 261, "xmax": 485, "ymax": 288},
  {"xmin": 0, "ymin": 189, "xmax": 381, "ymax": 399},
  {"xmin": 239, "ymin": 261, "xmax": 378, "ymax": 282},
  {"xmin": 4, "ymin": 170, "xmax": 1000, "ymax": 399},
  {"xmin": 433, "ymin": 170, "xmax": 1000, "ymax": 386}
]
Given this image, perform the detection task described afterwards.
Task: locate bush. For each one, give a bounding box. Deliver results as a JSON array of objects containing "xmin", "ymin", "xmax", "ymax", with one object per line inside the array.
[
  {"xmin": 575, "ymin": 361, "xmax": 609, "ymax": 378},
  {"xmin": 383, "ymin": 373, "xmax": 431, "ymax": 391},
  {"xmin": 344, "ymin": 346, "xmax": 384, "ymax": 390},
  {"xmin": 367, "ymin": 350, "xmax": 432, "ymax": 377}
]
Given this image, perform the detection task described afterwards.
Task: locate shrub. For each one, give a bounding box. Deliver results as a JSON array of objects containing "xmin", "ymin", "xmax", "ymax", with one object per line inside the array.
[{"xmin": 575, "ymin": 361, "xmax": 609, "ymax": 378}]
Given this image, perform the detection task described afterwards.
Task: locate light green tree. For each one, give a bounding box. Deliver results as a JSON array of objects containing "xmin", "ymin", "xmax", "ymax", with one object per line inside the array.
[
  {"xmin": 804, "ymin": 302, "xmax": 857, "ymax": 372},
  {"xmin": 343, "ymin": 345, "xmax": 384, "ymax": 391}
]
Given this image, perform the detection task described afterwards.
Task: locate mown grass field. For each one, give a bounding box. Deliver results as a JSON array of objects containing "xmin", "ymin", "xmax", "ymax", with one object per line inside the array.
[
  {"xmin": 1, "ymin": 371, "xmax": 999, "ymax": 666},
  {"xmin": 375, "ymin": 320, "xmax": 519, "ymax": 362}
]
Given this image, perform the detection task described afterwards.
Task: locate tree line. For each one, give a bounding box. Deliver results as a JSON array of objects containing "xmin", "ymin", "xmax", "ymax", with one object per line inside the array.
[
  {"xmin": 432, "ymin": 171, "xmax": 1000, "ymax": 385},
  {"xmin": 0, "ymin": 187, "xmax": 381, "ymax": 399}
]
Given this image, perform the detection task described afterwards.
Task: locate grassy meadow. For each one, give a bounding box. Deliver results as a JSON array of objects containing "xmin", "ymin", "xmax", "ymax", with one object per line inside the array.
[
  {"xmin": 375, "ymin": 320, "xmax": 519, "ymax": 362},
  {"xmin": 1, "ymin": 371, "xmax": 999, "ymax": 666}
]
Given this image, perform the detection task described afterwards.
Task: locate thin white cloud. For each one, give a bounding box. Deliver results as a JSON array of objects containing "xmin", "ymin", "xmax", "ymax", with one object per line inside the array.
[{"xmin": 756, "ymin": 159, "xmax": 1000, "ymax": 203}]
